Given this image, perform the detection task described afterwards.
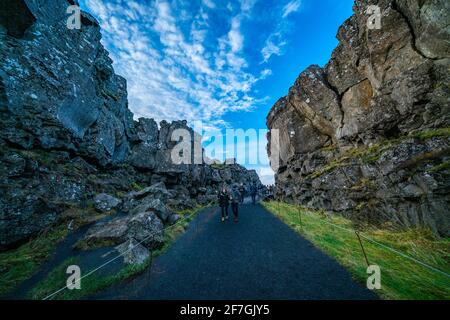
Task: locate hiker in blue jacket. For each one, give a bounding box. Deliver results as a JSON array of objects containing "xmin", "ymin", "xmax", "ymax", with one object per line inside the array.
[
  {"xmin": 218, "ymin": 185, "xmax": 230, "ymax": 222},
  {"xmin": 230, "ymin": 184, "xmax": 241, "ymax": 222}
]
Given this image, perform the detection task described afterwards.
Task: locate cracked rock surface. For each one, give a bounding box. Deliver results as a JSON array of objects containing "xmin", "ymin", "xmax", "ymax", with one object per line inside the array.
[
  {"xmin": 267, "ymin": 0, "xmax": 449, "ymax": 236},
  {"xmin": 0, "ymin": 0, "xmax": 263, "ymax": 250}
]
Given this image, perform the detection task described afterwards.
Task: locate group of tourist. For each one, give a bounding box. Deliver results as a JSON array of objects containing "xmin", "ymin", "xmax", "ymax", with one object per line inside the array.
[{"xmin": 217, "ymin": 182, "xmax": 259, "ymax": 223}]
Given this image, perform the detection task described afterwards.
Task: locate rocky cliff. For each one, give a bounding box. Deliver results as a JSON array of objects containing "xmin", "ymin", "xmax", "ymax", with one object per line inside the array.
[
  {"xmin": 267, "ymin": 0, "xmax": 449, "ymax": 236},
  {"xmin": 0, "ymin": 0, "xmax": 262, "ymax": 250}
]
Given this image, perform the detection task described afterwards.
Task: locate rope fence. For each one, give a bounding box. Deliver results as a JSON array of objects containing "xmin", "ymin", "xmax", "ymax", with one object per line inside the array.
[
  {"xmin": 43, "ymin": 200, "xmax": 449, "ymax": 300},
  {"xmin": 275, "ymin": 199, "xmax": 450, "ymax": 279},
  {"xmin": 43, "ymin": 207, "xmax": 205, "ymax": 300}
]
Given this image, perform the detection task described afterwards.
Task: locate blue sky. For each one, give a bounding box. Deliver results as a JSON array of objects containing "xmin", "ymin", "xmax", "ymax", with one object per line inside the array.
[{"xmin": 79, "ymin": 0, "xmax": 354, "ymax": 184}]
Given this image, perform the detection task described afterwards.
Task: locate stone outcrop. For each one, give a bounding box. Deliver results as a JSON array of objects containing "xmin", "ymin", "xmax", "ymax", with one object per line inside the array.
[
  {"xmin": 0, "ymin": 0, "xmax": 134, "ymax": 166},
  {"xmin": 94, "ymin": 194, "xmax": 122, "ymax": 213},
  {"xmin": 267, "ymin": 0, "xmax": 449, "ymax": 236},
  {"xmin": 115, "ymin": 238, "xmax": 150, "ymax": 265},
  {"xmin": 77, "ymin": 211, "xmax": 165, "ymax": 250},
  {"xmin": 0, "ymin": 0, "xmax": 262, "ymax": 250}
]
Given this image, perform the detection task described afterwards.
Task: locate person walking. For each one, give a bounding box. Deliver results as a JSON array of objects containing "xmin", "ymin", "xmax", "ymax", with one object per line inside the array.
[
  {"xmin": 218, "ymin": 185, "xmax": 230, "ymax": 222},
  {"xmin": 230, "ymin": 185, "xmax": 240, "ymax": 222},
  {"xmin": 238, "ymin": 183, "xmax": 246, "ymax": 204},
  {"xmin": 250, "ymin": 183, "xmax": 258, "ymax": 205}
]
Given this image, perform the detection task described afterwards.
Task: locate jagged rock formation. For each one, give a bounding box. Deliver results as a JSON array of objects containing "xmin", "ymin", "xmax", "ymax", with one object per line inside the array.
[
  {"xmin": 0, "ymin": 0, "xmax": 262, "ymax": 250},
  {"xmin": 267, "ymin": 0, "xmax": 449, "ymax": 236}
]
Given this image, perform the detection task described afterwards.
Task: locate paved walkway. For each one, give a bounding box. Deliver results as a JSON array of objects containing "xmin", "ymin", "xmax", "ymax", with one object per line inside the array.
[{"xmin": 93, "ymin": 203, "xmax": 378, "ymax": 300}]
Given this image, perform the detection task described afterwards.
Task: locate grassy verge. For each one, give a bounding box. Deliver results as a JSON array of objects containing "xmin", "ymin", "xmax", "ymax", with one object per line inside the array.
[
  {"xmin": 263, "ymin": 201, "xmax": 450, "ymax": 300},
  {"xmin": 27, "ymin": 204, "xmax": 209, "ymax": 300},
  {"xmin": 0, "ymin": 225, "xmax": 68, "ymax": 296},
  {"xmin": 27, "ymin": 257, "xmax": 150, "ymax": 300},
  {"xmin": 0, "ymin": 205, "xmax": 114, "ymax": 297}
]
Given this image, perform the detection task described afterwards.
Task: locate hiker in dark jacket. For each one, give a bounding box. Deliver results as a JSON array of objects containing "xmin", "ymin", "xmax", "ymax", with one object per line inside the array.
[
  {"xmin": 230, "ymin": 185, "xmax": 241, "ymax": 222},
  {"xmin": 250, "ymin": 183, "xmax": 258, "ymax": 205},
  {"xmin": 238, "ymin": 183, "xmax": 246, "ymax": 204},
  {"xmin": 218, "ymin": 186, "xmax": 230, "ymax": 222}
]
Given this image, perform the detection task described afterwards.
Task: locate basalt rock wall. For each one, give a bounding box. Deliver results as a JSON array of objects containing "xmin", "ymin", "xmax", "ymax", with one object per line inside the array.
[
  {"xmin": 267, "ymin": 0, "xmax": 449, "ymax": 236},
  {"xmin": 0, "ymin": 0, "xmax": 262, "ymax": 250}
]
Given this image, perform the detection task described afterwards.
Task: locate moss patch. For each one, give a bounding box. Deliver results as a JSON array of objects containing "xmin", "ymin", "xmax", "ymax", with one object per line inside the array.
[
  {"xmin": 210, "ymin": 163, "xmax": 226, "ymax": 170},
  {"xmin": 27, "ymin": 257, "xmax": 150, "ymax": 300},
  {"xmin": 28, "ymin": 205, "xmax": 209, "ymax": 299},
  {"xmin": 131, "ymin": 182, "xmax": 144, "ymax": 191},
  {"xmin": 0, "ymin": 225, "xmax": 68, "ymax": 296},
  {"xmin": 308, "ymin": 128, "xmax": 450, "ymax": 179},
  {"xmin": 430, "ymin": 160, "xmax": 450, "ymax": 173},
  {"xmin": 413, "ymin": 127, "xmax": 450, "ymax": 140},
  {"xmin": 350, "ymin": 177, "xmax": 374, "ymax": 191},
  {"xmin": 73, "ymin": 238, "xmax": 121, "ymax": 252}
]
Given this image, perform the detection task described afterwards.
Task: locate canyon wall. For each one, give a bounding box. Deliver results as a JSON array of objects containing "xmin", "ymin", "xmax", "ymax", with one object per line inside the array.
[
  {"xmin": 267, "ymin": 0, "xmax": 449, "ymax": 236},
  {"xmin": 0, "ymin": 0, "xmax": 262, "ymax": 250}
]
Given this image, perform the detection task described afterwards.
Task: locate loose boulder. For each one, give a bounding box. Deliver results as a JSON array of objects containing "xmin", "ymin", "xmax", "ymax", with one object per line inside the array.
[
  {"xmin": 94, "ymin": 193, "xmax": 121, "ymax": 213},
  {"xmin": 115, "ymin": 238, "xmax": 150, "ymax": 265},
  {"xmin": 130, "ymin": 198, "xmax": 173, "ymax": 222},
  {"xmin": 78, "ymin": 211, "xmax": 164, "ymax": 250}
]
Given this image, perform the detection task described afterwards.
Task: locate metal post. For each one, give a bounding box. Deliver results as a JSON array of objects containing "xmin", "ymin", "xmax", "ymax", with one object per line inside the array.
[{"xmin": 355, "ymin": 231, "xmax": 370, "ymax": 267}]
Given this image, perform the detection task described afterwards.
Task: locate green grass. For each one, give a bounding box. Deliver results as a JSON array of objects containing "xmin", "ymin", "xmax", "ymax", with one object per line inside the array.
[
  {"xmin": 263, "ymin": 201, "xmax": 450, "ymax": 300},
  {"xmin": 27, "ymin": 257, "xmax": 150, "ymax": 300},
  {"xmin": 413, "ymin": 127, "xmax": 450, "ymax": 140},
  {"xmin": 210, "ymin": 163, "xmax": 226, "ymax": 170},
  {"xmin": 131, "ymin": 182, "xmax": 144, "ymax": 191},
  {"xmin": 0, "ymin": 225, "xmax": 68, "ymax": 296},
  {"xmin": 309, "ymin": 127, "xmax": 450, "ymax": 179},
  {"xmin": 430, "ymin": 160, "xmax": 450, "ymax": 173},
  {"xmin": 309, "ymin": 141, "xmax": 398, "ymax": 178},
  {"xmin": 27, "ymin": 204, "xmax": 209, "ymax": 300}
]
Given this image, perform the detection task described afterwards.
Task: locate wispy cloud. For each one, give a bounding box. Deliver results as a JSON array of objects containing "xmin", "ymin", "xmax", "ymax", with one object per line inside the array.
[
  {"xmin": 260, "ymin": 68, "xmax": 273, "ymax": 79},
  {"xmin": 80, "ymin": 0, "xmax": 282, "ymax": 182},
  {"xmin": 81, "ymin": 0, "xmax": 268, "ymax": 130},
  {"xmin": 202, "ymin": 0, "xmax": 216, "ymax": 9},
  {"xmin": 260, "ymin": 0, "xmax": 302, "ymax": 63},
  {"xmin": 282, "ymin": 0, "xmax": 302, "ymax": 18},
  {"xmin": 261, "ymin": 32, "xmax": 287, "ymax": 63}
]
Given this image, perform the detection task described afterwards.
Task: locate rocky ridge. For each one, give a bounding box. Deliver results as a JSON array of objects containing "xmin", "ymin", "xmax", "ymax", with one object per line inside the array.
[
  {"xmin": 0, "ymin": 0, "xmax": 262, "ymax": 251},
  {"xmin": 266, "ymin": 0, "xmax": 449, "ymax": 236}
]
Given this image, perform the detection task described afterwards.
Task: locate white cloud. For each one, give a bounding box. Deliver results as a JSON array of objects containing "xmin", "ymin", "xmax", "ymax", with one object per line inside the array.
[
  {"xmin": 228, "ymin": 17, "xmax": 243, "ymax": 52},
  {"xmin": 261, "ymin": 33, "xmax": 286, "ymax": 63},
  {"xmin": 240, "ymin": 0, "xmax": 258, "ymax": 13},
  {"xmin": 81, "ymin": 0, "xmax": 269, "ymax": 130},
  {"xmin": 260, "ymin": 0, "xmax": 301, "ymax": 63},
  {"xmin": 282, "ymin": 0, "xmax": 302, "ymax": 18},
  {"xmin": 258, "ymin": 166, "xmax": 275, "ymax": 185},
  {"xmin": 202, "ymin": 0, "xmax": 216, "ymax": 9},
  {"xmin": 260, "ymin": 68, "xmax": 272, "ymax": 79}
]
